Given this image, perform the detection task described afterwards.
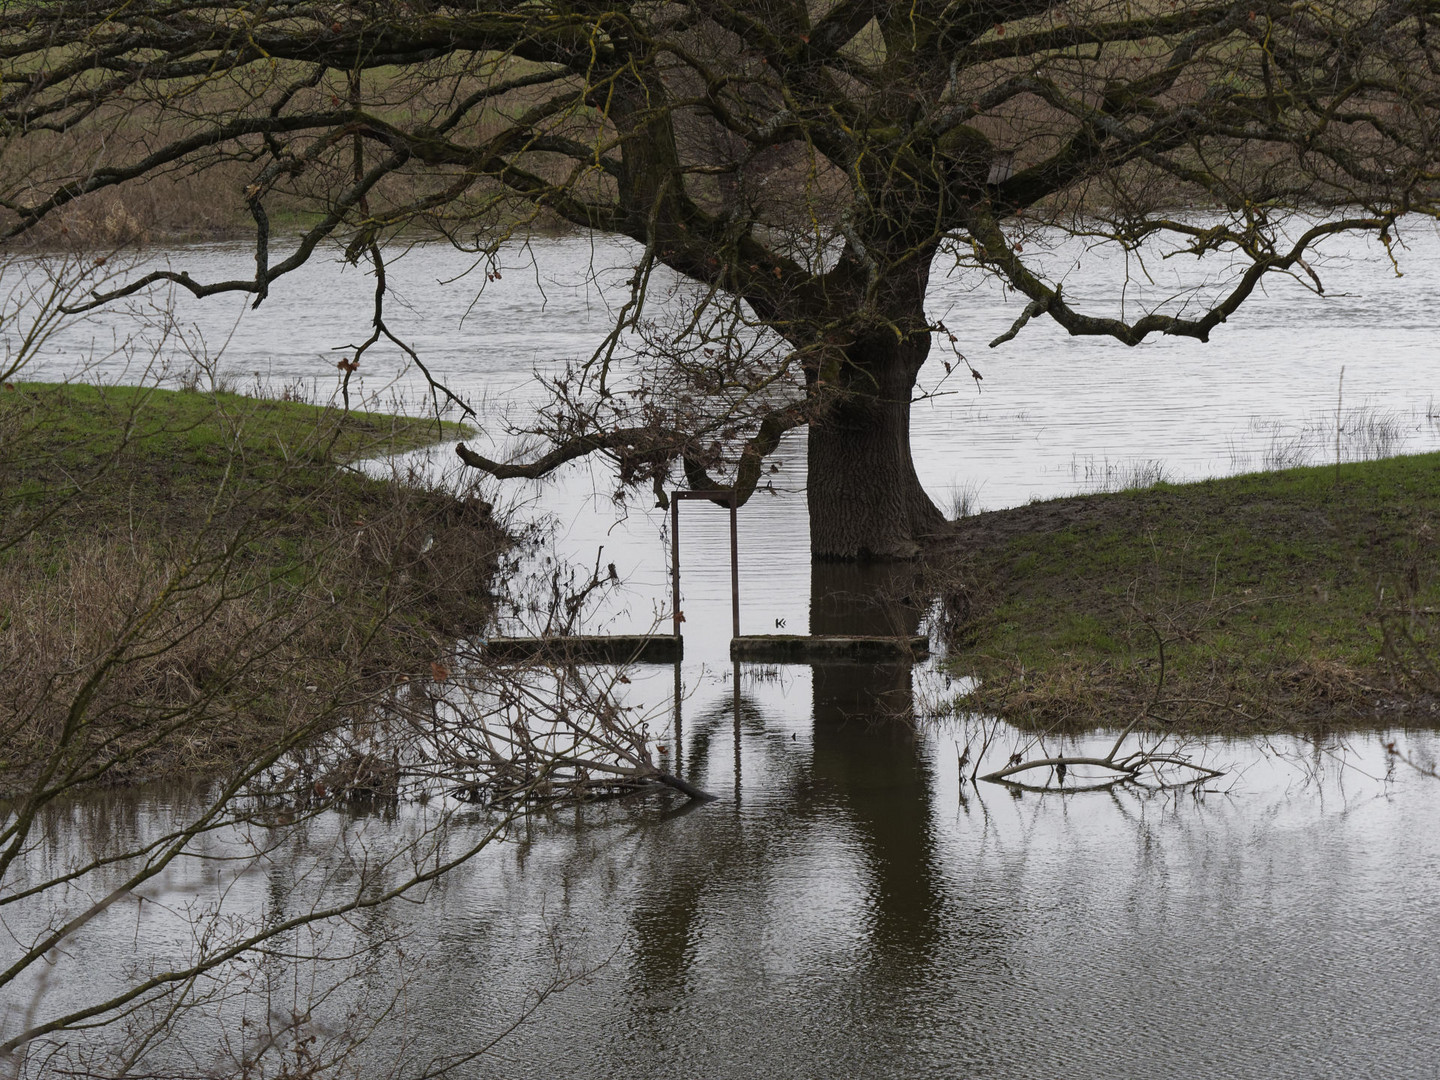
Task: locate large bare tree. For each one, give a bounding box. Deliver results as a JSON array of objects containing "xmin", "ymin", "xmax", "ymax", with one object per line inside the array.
[{"xmin": 3, "ymin": 0, "xmax": 1438, "ymax": 557}]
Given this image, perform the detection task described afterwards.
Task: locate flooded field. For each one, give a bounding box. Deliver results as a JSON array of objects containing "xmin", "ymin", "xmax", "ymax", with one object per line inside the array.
[{"xmin": 7, "ymin": 224, "xmax": 1440, "ymax": 1077}]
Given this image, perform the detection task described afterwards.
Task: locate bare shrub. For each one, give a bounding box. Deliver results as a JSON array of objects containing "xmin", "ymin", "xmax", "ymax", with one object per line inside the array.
[{"xmin": 0, "ymin": 262, "xmax": 688, "ymax": 1077}]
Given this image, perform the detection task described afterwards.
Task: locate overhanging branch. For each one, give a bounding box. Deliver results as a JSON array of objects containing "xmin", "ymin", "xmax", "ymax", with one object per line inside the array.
[
  {"xmin": 978, "ymin": 213, "xmax": 1398, "ymax": 348},
  {"xmin": 455, "ymin": 425, "xmax": 682, "ymax": 479}
]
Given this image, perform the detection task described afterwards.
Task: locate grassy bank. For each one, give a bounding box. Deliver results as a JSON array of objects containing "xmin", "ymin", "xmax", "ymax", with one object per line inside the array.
[
  {"xmin": 3, "ymin": 381, "xmax": 470, "ymax": 533},
  {"xmin": 0, "ymin": 383, "xmax": 502, "ymax": 791},
  {"xmin": 936, "ymin": 455, "xmax": 1440, "ymax": 730}
]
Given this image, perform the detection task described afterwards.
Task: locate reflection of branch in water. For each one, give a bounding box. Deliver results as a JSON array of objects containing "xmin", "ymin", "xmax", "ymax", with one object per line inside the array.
[
  {"xmin": 420, "ymin": 651, "xmax": 719, "ymax": 804},
  {"xmin": 1386, "ymin": 739, "xmax": 1440, "ymax": 782}
]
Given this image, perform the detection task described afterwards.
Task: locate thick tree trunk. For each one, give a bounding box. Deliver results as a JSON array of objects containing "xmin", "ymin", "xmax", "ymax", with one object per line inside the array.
[{"xmin": 807, "ymin": 332, "xmax": 946, "ymax": 560}]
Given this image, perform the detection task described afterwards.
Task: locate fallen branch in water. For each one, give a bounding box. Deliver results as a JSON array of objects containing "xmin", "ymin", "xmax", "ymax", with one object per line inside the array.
[
  {"xmin": 980, "ymin": 715, "xmax": 1225, "ymax": 790},
  {"xmin": 979, "ymin": 751, "xmax": 1225, "ymax": 790}
]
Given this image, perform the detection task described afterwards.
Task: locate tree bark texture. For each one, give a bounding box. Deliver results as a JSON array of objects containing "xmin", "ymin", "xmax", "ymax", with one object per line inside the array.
[{"xmin": 806, "ymin": 331, "xmax": 946, "ymax": 560}]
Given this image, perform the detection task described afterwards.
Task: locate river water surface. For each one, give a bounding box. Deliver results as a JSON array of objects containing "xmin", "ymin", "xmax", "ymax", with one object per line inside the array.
[{"xmin": 8, "ymin": 225, "xmax": 1440, "ymax": 1077}]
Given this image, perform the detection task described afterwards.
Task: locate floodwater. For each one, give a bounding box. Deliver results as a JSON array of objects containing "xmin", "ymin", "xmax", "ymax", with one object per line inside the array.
[{"xmin": 7, "ymin": 223, "xmax": 1440, "ymax": 1077}]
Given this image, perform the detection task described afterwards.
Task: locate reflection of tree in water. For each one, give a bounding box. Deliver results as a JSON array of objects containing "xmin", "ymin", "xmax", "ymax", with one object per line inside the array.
[
  {"xmin": 626, "ymin": 692, "xmax": 774, "ymax": 1000},
  {"xmin": 624, "ymin": 562, "xmax": 965, "ymax": 1017},
  {"xmin": 807, "ymin": 562, "xmax": 943, "ymax": 978}
]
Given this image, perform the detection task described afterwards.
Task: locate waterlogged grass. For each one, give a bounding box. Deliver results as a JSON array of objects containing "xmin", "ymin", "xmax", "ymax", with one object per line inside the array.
[{"xmin": 939, "ymin": 454, "xmax": 1440, "ymax": 730}]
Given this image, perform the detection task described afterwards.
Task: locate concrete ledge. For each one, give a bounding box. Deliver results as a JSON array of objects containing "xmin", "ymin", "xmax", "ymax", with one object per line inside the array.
[
  {"xmin": 730, "ymin": 635, "xmax": 930, "ymax": 663},
  {"xmin": 483, "ymin": 635, "xmax": 683, "ymax": 664}
]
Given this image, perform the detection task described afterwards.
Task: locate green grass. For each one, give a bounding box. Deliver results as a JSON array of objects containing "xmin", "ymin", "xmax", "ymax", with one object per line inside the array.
[
  {"xmin": 2, "ymin": 381, "xmax": 468, "ymax": 532},
  {"xmin": 7, "ymin": 380, "xmax": 464, "ymax": 464},
  {"xmin": 938, "ymin": 455, "xmax": 1440, "ymax": 730}
]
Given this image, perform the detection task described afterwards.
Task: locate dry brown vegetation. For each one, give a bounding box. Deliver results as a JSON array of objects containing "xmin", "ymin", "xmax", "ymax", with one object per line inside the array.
[
  {"xmin": 1, "ymin": 59, "xmax": 591, "ymax": 246},
  {"xmin": 0, "ymin": 371, "xmax": 696, "ymax": 1073},
  {"xmin": 0, "ymin": 381, "xmax": 506, "ymax": 794}
]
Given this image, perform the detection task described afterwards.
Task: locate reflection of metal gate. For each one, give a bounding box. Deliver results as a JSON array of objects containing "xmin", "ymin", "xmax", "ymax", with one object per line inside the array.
[{"xmin": 669, "ymin": 489, "xmax": 740, "ymax": 641}]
